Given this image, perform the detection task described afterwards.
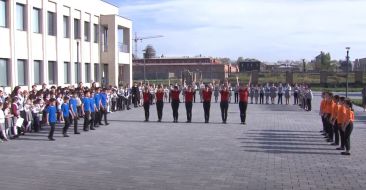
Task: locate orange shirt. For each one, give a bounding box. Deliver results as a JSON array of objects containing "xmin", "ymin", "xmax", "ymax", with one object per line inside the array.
[
  {"xmin": 323, "ymin": 100, "xmax": 333, "ymax": 114},
  {"xmin": 337, "ymin": 105, "xmax": 347, "ymax": 125},
  {"xmin": 345, "ymin": 108, "xmax": 354, "ymax": 123},
  {"xmin": 320, "ymin": 99, "xmax": 326, "ymax": 113}
]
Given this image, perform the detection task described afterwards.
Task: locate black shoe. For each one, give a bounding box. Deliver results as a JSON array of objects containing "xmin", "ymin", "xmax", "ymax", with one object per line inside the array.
[
  {"xmin": 63, "ymin": 134, "xmax": 70, "ymax": 137},
  {"xmin": 99, "ymin": 123, "xmax": 104, "ymax": 125},
  {"xmin": 83, "ymin": 129, "xmax": 89, "ymax": 132},
  {"xmin": 144, "ymin": 120, "xmax": 149, "ymax": 122},
  {"xmin": 105, "ymin": 123, "xmax": 110, "ymax": 126},
  {"xmin": 48, "ymin": 137, "xmax": 55, "ymax": 141},
  {"xmin": 326, "ymin": 139, "xmax": 333, "ymax": 142},
  {"xmin": 243, "ymin": 122, "xmax": 247, "ymax": 125},
  {"xmin": 341, "ymin": 152, "xmax": 351, "ymax": 155},
  {"xmin": 336, "ymin": 147, "xmax": 345, "ymax": 150},
  {"xmin": 74, "ymin": 132, "xmax": 81, "ymax": 134},
  {"xmin": 330, "ymin": 143, "xmax": 338, "ymax": 146},
  {"xmin": 90, "ymin": 128, "xmax": 96, "ymax": 130}
]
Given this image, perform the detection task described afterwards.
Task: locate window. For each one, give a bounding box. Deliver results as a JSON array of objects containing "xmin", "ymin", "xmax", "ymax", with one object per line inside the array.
[
  {"xmin": 47, "ymin": 11, "xmax": 56, "ymax": 36},
  {"xmin": 16, "ymin": 3, "xmax": 25, "ymax": 30},
  {"xmin": 85, "ymin": 63, "xmax": 90, "ymax": 82},
  {"xmin": 0, "ymin": 0, "xmax": 7, "ymax": 27},
  {"xmin": 74, "ymin": 18, "xmax": 80, "ymax": 39},
  {"xmin": 64, "ymin": 62, "xmax": 70, "ymax": 84},
  {"xmin": 84, "ymin": 21, "xmax": 90, "ymax": 42},
  {"xmin": 102, "ymin": 26, "xmax": 108, "ymax": 52},
  {"xmin": 17, "ymin": 60, "xmax": 26, "ymax": 86},
  {"xmin": 75, "ymin": 62, "xmax": 80, "ymax": 83},
  {"xmin": 34, "ymin": 60, "xmax": 42, "ymax": 84},
  {"xmin": 32, "ymin": 8, "xmax": 41, "ymax": 33},
  {"xmin": 48, "ymin": 61, "xmax": 56, "ymax": 84},
  {"xmin": 93, "ymin": 24, "xmax": 98, "ymax": 43},
  {"xmin": 94, "ymin": 63, "xmax": 99, "ymax": 82},
  {"xmin": 0, "ymin": 59, "xmax": 8, "ymax": 86},
  {"xmin": 63, "ymin": 16, "xmax": 69, "ymax": 38}
]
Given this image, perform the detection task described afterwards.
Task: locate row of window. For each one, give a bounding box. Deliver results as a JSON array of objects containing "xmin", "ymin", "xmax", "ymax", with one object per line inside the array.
[
  {"xmin": 0, "ymin": 0, "xmax": 99, "ymax": 43},
  {"xmin": 0, "ymin": 59, "xmax": 101, "ymax": 86}
]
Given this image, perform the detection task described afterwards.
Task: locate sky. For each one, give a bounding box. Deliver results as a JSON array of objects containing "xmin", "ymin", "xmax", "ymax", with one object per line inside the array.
[{"xmin": 106, "ymin": 0, "xmax": 366, "ymax": 62}]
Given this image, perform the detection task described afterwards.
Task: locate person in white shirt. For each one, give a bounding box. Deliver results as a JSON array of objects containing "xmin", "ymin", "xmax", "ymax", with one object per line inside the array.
[{"xmin": 0, "ymin": 102, "xmax": 8, "ymax": 141}]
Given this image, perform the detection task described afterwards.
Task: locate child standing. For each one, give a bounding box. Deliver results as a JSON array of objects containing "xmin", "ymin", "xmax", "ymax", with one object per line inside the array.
[
  {"xmin": 61, "ymin": 96, "xmax": 71, "ymax": 137},
  {"xmin": 0, "ymin": 103, "xmax": 8, "ymax": 141},
  {"xmin": 46, "ymin": 98, "xmax": 57, "ymax": 141},
  {"xmin": 69, "ymin": 93, "xmax": 80, "ymax": 134},
  {"xmin": 340, "ymin": 99, "xmax": 354, "ymax": 156}
]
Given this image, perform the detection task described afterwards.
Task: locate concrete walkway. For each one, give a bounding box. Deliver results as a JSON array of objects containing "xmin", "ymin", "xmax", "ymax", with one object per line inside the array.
[{"xmin": 0, "ymin": 94, "xmax": 365, "ymax": 190}]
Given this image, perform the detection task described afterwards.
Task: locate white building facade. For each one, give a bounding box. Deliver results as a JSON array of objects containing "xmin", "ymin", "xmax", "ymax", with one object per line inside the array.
[{"xmin": 0, "ymin": 0, "xmax": 132, "ymax": 92}]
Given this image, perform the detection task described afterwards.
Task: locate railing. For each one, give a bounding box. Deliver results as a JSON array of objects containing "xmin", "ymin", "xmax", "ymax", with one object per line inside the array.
[{"xmin": 118, "ymin": 43, "xmax": 129, "ymax": 53}]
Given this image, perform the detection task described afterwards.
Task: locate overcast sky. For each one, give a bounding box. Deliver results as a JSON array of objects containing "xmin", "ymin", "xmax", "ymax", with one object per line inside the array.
[{"xmin": 107, "ymin": 0, "xmax": 366, "ymax": 62}]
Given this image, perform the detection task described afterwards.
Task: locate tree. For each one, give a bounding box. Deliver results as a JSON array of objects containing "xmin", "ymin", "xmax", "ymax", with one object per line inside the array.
[
  {"xmin": 143, "ymin": 45, "xmax": 156, "ymax": 59},
  {"xmin": 236, "ymin": 57, "xmax": 244, "ymax": 64}
]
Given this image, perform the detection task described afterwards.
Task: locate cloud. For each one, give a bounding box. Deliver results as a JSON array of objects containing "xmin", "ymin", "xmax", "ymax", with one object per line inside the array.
[{"xmin": 117, "ymin": 0, "xmax": 366, "ymax": 61}]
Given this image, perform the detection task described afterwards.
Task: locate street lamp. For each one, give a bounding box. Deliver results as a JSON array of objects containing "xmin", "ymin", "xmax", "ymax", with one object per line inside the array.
[
  {"xmin": 143, "ymin": 49, "xmax": 147, "ymax": 83},
  {"xmin": 346, "ymin": 47, "xmax": 351, "ymax": 98}
]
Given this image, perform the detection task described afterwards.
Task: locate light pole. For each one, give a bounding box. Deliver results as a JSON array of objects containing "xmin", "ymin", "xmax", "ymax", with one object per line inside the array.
[
  {"xmin": 346, "ymin": 47, "xmax": 350, "ymax": 98},
  {"xmin": 143, "ymin": 49, "xmax": 146, "ymax": 83}
]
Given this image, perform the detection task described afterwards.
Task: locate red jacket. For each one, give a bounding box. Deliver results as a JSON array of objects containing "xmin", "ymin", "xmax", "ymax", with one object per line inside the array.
[
  {"xmin": 239, "ymin": 88, "xmax": 249, "ymax": 103},
  {"xmin": 220, "ymin": 90, "xmax": 229, "ymax": 102},
  {"xmin": 156, "ymin": 91, "xmax": 164, "ymax": 101},
  {"xmin": 202, "ymin": 89, "xmax": 212, "ymax": 102},
  {"xmin": 143, "ymin": 92, "xmax": 150, "ymax": 103},
  {"xmin": 185, "ymin": 91, "xmax": 194, "ymax": 103},
  {"xmin": 171, "ymin": 90, "xmax": 180, "ymax": 101}
]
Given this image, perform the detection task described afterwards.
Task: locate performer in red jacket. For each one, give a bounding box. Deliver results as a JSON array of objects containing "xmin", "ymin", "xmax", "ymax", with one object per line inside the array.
[
  {"xmin": 238, "ymin": 75, "xmax": 251, "ymax": 125},
  {"xmin": 142, "ymin": 87, "xmax": 151, "ymax": 122},
  {"xmin": 202, "ymin": 84, "xmax": 213, "ymax": 123},
  {"xmin": 155, "ymin": 85, "xmax": 164, "ymax": 122},
  {"xmin": 171, "ymin": 86, "xmax": 180, "ymax": 123},
  {"xmin": 185, "ymin": 85, "xmax": 194, "ymax": 123},
  {"xmin": 220, "ymin": 85, "xmax": 230, "ymax": 124}
]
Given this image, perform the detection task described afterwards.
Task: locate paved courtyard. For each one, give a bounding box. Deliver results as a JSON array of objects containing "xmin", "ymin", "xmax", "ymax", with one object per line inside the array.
[{"xmin": 0, "ymin": 94, "xmax": 365, "ymax": 190}]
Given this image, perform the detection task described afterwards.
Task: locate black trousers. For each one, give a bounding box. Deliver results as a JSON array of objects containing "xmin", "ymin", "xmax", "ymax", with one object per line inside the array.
[
  {"xmin": 33, "ymin": 115, "xmax": 40, "ymax": 132},
  {"xmin": 239, "ymin": 101, "xmax": 248, "ymax": 123},
  {"xmin": 101, "ymin": 108, "xmax": 108, "ymax": 124},
  {"xmin": 193, "ymin": 92, "xmax": 196, "ymax": 103},
  {"xmin": 112, "ymin": 101, "xmax": 117, "ymax": 111},
  {"xmin": 133, "ymin": 94, "xmax": 138, "ymax": 107},
  {"xmin": 277, "ymin": 93, "xmax": 283, "ymax": 104},
  {"xmin": 333, "ymin": 122, "xmax": 339, "ymax": 145},
  {"xmin": 306, "ymin": 99, "xmax": 312, "ymax": 111},
  {"xmin": 90, "ymin": 112, "xmax": 95, "ymax": 129},
  {"xmin": 143, "ymin": 102, "xmax": 150, "ymax": 121},
  {"xmin": 342, "ymin": 123, "xmax": 354, "ymax": 151},
  {"xmin": 294, "ymin": 93, "xmax": 298, "ymax": 104},
  {"xmin": 171, "ymin": 100, "xmax": 179, "ymax": 121},
  {"xmin": 220, "ymin": 101, "xmax": 228, "ymax": 122},
  {"xmin": 95, "ymin": 110, "xmax": 101, "ymax": 126},
  {"xmin": 235, "ymin": 93, "xmax": 239, "ymax": 103},
  {"xmin": 203, "ymin": 101, "xmax": 211, "ymax": 122},
  {"xmin": 259, "ymin": 94, "xmax": 264, "ymax": 104},
  {"xmin": 156, "ymin": 100, "xmax": 164, "ymax": 121},
  {"xmin": 83, "ymin": 111, "xmax": 90, "ymax": 130},
  {"xmin": 72, "ymin": 116, "xmax": 79, "ymax": 133},
  {"xmin": 185, "ymin": 102, "xmax": 192, "ymax": 122},
  {"xmin": 325, "ymin": 115, "xmax": 333, "ymax": 140},
  {"xmin": 48, "ymin": 122, "xmax": 56, "ymax": 138},
  {"xmin": 63, "ymin": 117, "xmax": 70, "ymax": 134}
]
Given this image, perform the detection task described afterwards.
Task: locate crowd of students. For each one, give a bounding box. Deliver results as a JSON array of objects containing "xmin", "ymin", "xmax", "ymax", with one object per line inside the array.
[
  {"xmin": 319, "ymin": 91, "xmax": 355, "ymax": 156},
  {"xmin": 0, "ymin": 82, "xmax": 114, "ymax": 142}
]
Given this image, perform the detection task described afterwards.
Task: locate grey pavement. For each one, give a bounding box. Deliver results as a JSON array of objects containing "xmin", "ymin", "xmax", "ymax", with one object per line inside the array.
[{"xmin": 0, "ymin": 95, "xmax": 366, "ymax": 190}]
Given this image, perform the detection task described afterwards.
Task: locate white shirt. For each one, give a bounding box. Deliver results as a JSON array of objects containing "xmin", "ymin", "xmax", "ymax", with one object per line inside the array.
[{"xmin": 0, "ymin": 109, "xmax": 5, "ymax": 124}]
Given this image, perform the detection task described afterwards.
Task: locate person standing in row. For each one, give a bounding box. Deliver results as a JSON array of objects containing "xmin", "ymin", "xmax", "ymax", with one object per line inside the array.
[
  {"xmin": 238, "ymin": 76, "xmax": 251, "ymax": 125},
  {"xmin": 171, "ymin": 86, "xmax": 180, "ymax": 123},
  {"xmin": 264, "ymin": 84, "xmax": 270, "ymax": 104},
  {"xmin": 61, "ymin": 96, "xmax": 71, "ymax": 137},
  {"xmin": 46, "ymin": 98, "xmax": 57, "ymax": 141},
  {"xmin": 155, "ymin": 85, "xmax": 164, "ymax": 122},
  {"xmin": 69, "ymin": 92, "xmax": 80, "ymax": 134},
  {"xmin": 293, "ymin": 84, "xmax": 299, "ymax": 105},
  {"xmin": 89, "ymin": 92, "xmax": 97, "ymax": 130},
  {"xmin": 329, "ymin": 95, "xmax": 340, "ymax": 146},
  {"xmin": 338, "ymin": 99, "xmax": 354, "ymax": 155},
  {"xmin": 259, "ymin": 85, "xmax": 264, "ymax": 104},
  {"xmin": 270, "ymin": 84, "xmax": 276, "ymax": 104},
  {"xmin": 82, "ymin": 91, "xmax": 91, "ymax": 131},
  {"xmin": 100, "ymin": 89, "xmax": 109, "ymax": 125},
  {"xmin": 143, "ymin": 87, "xmax": 151, "ymax": 122},
  {"xmin": 202, "ymin": 85, "xmax": 212, "ymax": 123},
  {"xmin": 277, "ymin": 83, "xmax": 283, "ymax": 104},
  {"xmin": 284, "ymin": 84, "xmax": 291, "ymax": 105},
  {"xmin": 185, "ymin": 85, "xmax": 194, "ymax": 123},
  {"xmin": 131, "ymin": 83, "xmax": 139, "ymax": 108},
  {"xmin": 220, "ymin": 85, "xmax": 230, "ymax": 124},
  {"xmin": 94, "ymin": 88, "xmax": 102, "ymax": 126}
]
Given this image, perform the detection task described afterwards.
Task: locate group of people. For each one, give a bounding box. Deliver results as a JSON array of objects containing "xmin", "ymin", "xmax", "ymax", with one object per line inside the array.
[
  {"xmin": 319, "ymin": 91, "xmax": 355, "ymax": 155},
  {"xmin": 0, "ymin": 82, "xmax": 113, "ymax": 142}
]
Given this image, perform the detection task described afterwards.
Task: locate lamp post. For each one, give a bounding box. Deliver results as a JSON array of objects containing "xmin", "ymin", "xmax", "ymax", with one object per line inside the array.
[
  {"xmin": 346, "ymin": 47, "xmax": 350, "ymax": 98},
  {"xmin": 143, "ymin": 49, "xmax": 146, "ymax": 83}
]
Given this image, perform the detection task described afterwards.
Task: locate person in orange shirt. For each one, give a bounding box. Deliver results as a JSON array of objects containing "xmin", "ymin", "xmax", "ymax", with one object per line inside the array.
[
  {"xmin": 340, "ymin": 99, "xmax": 354, "ymax": 156},
  {"xmin": 329, "ymin": 95, "xmax": 340, "ymax": 146},
  {"xmin": 322, "ymin": 92, "xmax": 333, "ymax": 142},
  {"xmin": 319, "ymin": 92, "xmax": 327, "ymax": 134},
  {"xmin": 336, "ymin": 97, "xmax": 346, "ymax": 151}
]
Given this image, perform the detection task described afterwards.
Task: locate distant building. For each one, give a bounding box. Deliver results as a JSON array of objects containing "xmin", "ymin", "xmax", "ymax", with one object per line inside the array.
[
  {"xmin": 354, "ymin": 58, "xmax": 366, "ymax": 72},
  {"xmin": 238, "ymin": 61, "xmax": 261, "ymax": 72},
  {"xmin": 133, "ymin": 57, "xmax": 229, "ymax": 81}
]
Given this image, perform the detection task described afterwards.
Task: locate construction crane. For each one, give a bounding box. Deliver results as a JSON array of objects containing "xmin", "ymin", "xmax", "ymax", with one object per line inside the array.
[{"xmin": 133, "ymin": 33, "xmax": 163, "ymax": 59}]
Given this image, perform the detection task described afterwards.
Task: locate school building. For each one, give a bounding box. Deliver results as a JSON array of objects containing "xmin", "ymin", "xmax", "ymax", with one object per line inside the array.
[{"xmin": 0, "ymin": 0, "xmax": 133, "ymax": 92}]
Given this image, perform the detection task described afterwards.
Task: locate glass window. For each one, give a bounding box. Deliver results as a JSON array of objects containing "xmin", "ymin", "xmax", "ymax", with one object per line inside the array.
[
  {"xmin": 34, "ymin": 60, "xmax": 42, "ymax": 84},
  {"xmin": 64, "ymin": 62, "xmax": 70, "ymax": 84},
  {"xmin": 16, "ymin": 3, "xmax": 25, "ymax": 31},
  {"xmin": 63, "ymin": 16, "xmax": 69, "ymax": 38},
  {"xmin": 17, "ymin": 60, "xmax": 26, "ymax": 86},
  {"xmin": 74, "ymin": 19, "xmax": 80, "ymax": 39},
  {"xmin": 48, "ymin": 11, "xmax": 56, "ymax": 36},
  {"xmin": 75, "ymin": 62, "xmax": 80, "ymax": 83},
  {"xmin": 94, "ymin": 63, "xmax": 99, "ymax": 82},
  {"xmin": 48, "ymin": 61, "xmax": 56, "ymax": 84},
  {"xmin": 102, "ymin": 26, "xmax": 108, "ymax": 52},
  {"xmin": 0, "ymin": 59, "xmax": 8, "ymax": 86},
  {"xmin": 85, "ymin": 63, "xmax": 90, "ymax": 82},
  {"xmin": 33, "ymin": 8, "xmax": 41, "ymax": 33},
  {"xmin": 84, "ymin": 21, "xmax": 90, "ymax": 42},
  {"xmin": 0, "ymin": 0, "xmax": 7, "ymax": 27},
  {"xmin": 93, "ymin": 24, "xmax": 98, "ymax": 43}
]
